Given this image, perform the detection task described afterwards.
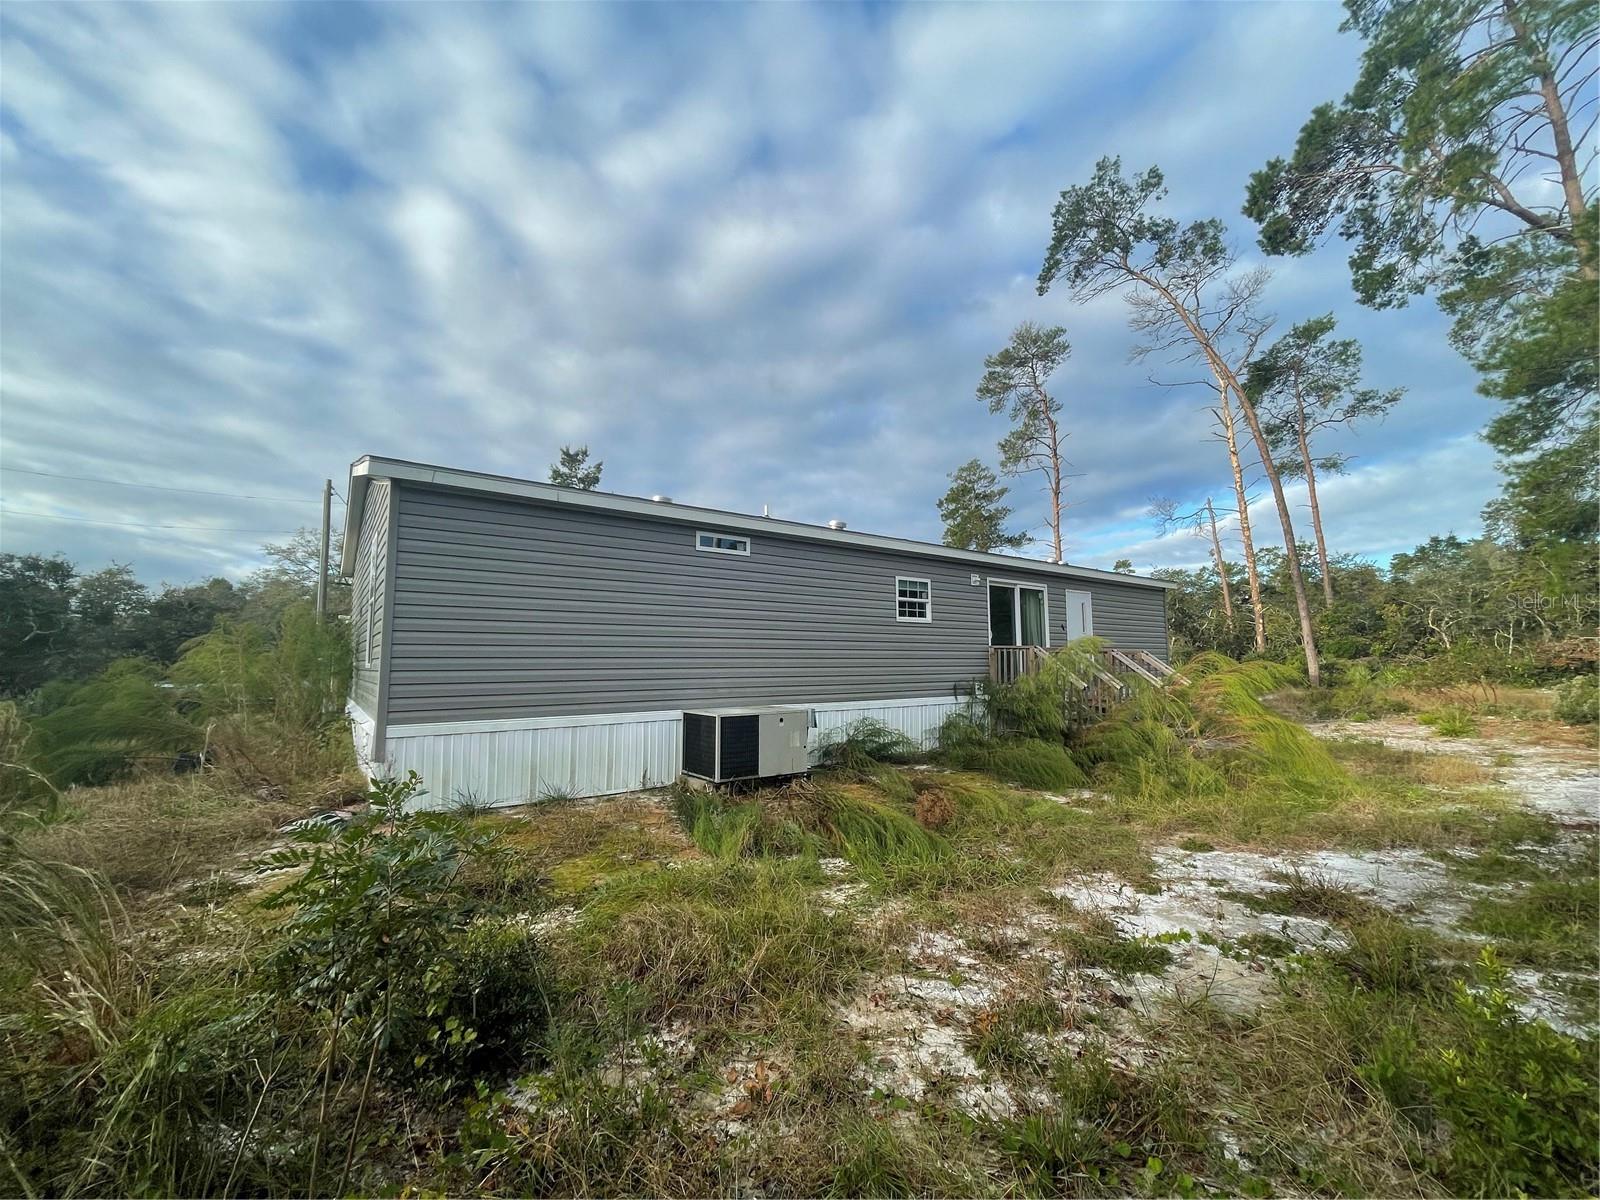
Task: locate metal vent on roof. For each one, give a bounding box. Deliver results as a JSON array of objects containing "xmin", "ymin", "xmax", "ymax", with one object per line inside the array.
[
  {"xmin": 827, "ymin": 519, "xmax": 847, "ymax": 530},
  {"xmin": 650, "ymin": 495, "xmax": 673, "ymax": 503}
]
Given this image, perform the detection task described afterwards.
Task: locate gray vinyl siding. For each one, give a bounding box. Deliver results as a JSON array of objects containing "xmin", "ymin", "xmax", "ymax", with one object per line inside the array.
[
  {"xmin": 348, "ymin": 480, "xmax": 390, "ymax": 714},
  {"xmin": 383, "ymin": 483, "xmax": 1169, "ymax": 724}
]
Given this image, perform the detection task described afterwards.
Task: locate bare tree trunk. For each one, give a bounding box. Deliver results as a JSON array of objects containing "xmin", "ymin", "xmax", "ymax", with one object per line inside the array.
[
  {"xmin": 1505, "ymin": 0, "xmax": 1595, "ymax": 275},
  {"xmin": 1205, "ymin": 496, "xmax": 1235, "ymax": 620},
  {"xmin": 1228, "ymin": 380, "xmax": 1322, "ymax": 687},
  {"xmin": 1292, "ymin": 398, "xmax": 1336, "ymax": 606},
  {"xmin": 1024, "ymin": 363, "xmax": 1067, "ymax": 564},
  {"xmin": 1043, "ymin": 407, "xmax": 1064, "ymax": 563},
  {"xmin": 1217, "ymin": 386, "xmax": 1266, "ymax": 652},
  {"xmin": 1130, "ymin": 265, "xmax": 1322, "ymax": 685}
]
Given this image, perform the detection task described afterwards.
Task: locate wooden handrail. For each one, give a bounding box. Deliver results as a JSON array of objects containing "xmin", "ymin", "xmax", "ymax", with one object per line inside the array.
[{"xmin": 1103, "ymin": 648, "xmax": 1164, "ymax": 685}]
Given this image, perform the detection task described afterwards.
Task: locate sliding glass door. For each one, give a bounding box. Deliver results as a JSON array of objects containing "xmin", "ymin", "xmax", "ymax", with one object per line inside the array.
[{"xmin": 988, "ymin": 581, "xmax": 1049, "ymax": 647}]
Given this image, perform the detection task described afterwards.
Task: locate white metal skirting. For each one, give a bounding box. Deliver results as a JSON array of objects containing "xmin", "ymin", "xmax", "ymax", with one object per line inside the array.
[
  {"xmin": 373, "ymin": 695, "xmax": 967, "ymax": 810},
  {"xmin": 347, "ymin": 700, "xmax": 380, "ymax": 777}
]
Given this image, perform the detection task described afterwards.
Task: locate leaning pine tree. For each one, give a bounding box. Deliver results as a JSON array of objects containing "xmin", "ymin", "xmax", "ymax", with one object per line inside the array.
[{"xmin": 1038, "ymin": 158, "xmax": 1324, "ymax": 685}]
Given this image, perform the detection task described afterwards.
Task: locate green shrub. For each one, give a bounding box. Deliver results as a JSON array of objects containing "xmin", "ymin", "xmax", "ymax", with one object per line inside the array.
[
  {"xmin": 390, "ymin": 915, "xmax": 553, "ymax": 1081},
  {"xmin": 1553, "ymin": 672, "xmax": 1598, "ymax": 725},
  {"xmin": 262, "ymin": 772, "xmax": 530, "ymax": 1093},
  {"xmin": 1296, "ymin": 660, "xmax": 1410, "ymax": 721},
  {"xmin": 1419, "ymin": 951, "xmax": 1599, "ymax": 1197}
]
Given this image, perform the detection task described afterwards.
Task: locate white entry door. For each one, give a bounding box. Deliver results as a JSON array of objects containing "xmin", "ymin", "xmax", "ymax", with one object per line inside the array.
[{"xmin": 1064, "ymin": 589, "xmax": 1094, "ymax": 642}]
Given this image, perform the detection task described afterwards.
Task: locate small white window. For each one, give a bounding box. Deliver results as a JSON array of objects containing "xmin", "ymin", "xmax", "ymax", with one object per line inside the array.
[
  {"xmin": 696, "ymin": 530, "xmax": 751, "ymax": 556},
  {"xmin": 895, "ymin": 576, "xmax": 931, "ymax": 622}
]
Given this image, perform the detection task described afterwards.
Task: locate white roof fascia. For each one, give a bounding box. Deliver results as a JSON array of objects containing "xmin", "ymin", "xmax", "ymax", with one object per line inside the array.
[{"xmin": 343, "ymin": 455, "xmax": 1179, "ymax": 591}]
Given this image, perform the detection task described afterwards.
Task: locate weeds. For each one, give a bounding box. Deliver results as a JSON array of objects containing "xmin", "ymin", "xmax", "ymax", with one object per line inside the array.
[
  {"xmin": 1465, "ymin": 874, "xmax": 1599, "ymax": 973},
  {"xmin": 1418, "ymin": 705, "xmax": 1477, "ymax": 737},
  {"xmin": 1231, "ymin": 870, "xmax": 1382, "ymax": 924},
  {"xmin": 988, "ymin": 1045, "xmax": 1206, "ymax": 1196},
  {"xmin": 1055, "ymin": 911, "xmax": 1175, "ymax": 977},
  {"xmin": 935, "ymin": 712, "xmax": 1087, "ymax": 790},
  {"xmin": 552, "ymin": 857, "xmax": 875, "ymax": 1043},
  {"xmin": 814, "ymin": 718, "xmax": 920, "ymax": 773},
  {"xmin": 5, "ymin": 641, "xmax": 1593, "ymax": 1198}
]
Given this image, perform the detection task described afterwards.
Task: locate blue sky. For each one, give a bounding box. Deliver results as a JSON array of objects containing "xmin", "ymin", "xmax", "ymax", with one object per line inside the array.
[{"xmin": 0, "ymin": 2, "xmax": 1500, "ymax": 586}]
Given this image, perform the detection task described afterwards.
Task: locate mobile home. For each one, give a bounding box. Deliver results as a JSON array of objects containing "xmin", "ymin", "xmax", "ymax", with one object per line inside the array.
[{"xmin": 342, "ymin": 456, "xmax": 1175, "ymax": 807}]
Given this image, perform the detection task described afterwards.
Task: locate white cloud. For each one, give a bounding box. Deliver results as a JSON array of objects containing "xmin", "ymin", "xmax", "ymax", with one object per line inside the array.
[{"xmin": 0, "ymin": 2, "xmax": 1500, "ymax": 587}]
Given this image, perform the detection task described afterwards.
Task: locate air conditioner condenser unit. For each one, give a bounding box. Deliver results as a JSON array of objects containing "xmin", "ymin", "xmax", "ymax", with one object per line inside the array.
[{"xmin": 681, "ymin": 706, "xmax": 810, "ymax": 784}]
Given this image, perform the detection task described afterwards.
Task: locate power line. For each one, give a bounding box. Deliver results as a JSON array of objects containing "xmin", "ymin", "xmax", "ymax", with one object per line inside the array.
[
  {"xmin": 0, "ymin": 465, "xmax": 323, "ymax": 504},
  {"xmin": 1, "ymin": 508, "xmax": 301, "ymax": 533}
]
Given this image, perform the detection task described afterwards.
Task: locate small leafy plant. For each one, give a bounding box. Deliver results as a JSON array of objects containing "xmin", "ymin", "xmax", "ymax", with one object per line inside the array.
[
  {"xmin": 1419, "ymin": 949, "xmax": 1599, "ymax": 1197},
  {"xmin": 261, "ymin": 771, "xmax": 529, "ymax": 1191}
]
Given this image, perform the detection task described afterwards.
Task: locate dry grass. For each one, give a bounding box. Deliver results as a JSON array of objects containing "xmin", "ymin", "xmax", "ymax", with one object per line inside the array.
[
  {"xmin": 1327, "ymin": 736, "xmax": 1495, "ymax": 789},
  {"xmin": 487, "ymin": 794, "xmax": 702, "ymax": 895},
  {"xmin": 13, "ymin": 771, "xmax": 314, "ymax": 896}
]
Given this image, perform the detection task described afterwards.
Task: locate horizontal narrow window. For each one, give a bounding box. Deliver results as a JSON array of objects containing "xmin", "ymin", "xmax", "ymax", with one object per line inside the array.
[
  {"xmin": 895, "ymin": 576, "xmax": 931, "ymax": 622},
  {"xmin": 696, "ymin": 530, "xmax": 750, "ymax": 556}
]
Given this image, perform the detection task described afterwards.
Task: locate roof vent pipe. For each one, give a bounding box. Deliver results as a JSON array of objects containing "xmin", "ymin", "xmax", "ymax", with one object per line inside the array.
[
  {"xmin": 650, "ymin": 495, "xmax": 673, "ymax": 503},
  {"xmin": 827, "ymin": 519, "xmax": 847, "ymax": 530}
]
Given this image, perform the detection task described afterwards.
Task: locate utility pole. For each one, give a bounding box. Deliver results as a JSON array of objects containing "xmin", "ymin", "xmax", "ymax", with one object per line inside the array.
[{"xmin": 316, "ymin": 478, "xmax": 331, "ymax": 619}]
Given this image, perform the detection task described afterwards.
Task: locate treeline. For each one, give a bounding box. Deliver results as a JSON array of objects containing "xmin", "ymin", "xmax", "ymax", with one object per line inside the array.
[
  {"xmin": 1156, "ymin": 536, "xmax": 1597, "ymax": 684},
  {"xmin": 0, "ymin": 532, "xmax": 353, "ymax": 798},
  {"xmin": 0, "ymin": 530, "xmax": 347, "ymax": 696}
]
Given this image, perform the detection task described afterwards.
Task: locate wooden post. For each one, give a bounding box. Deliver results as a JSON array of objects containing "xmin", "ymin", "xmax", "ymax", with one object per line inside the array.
[{"xmin": 316, "ymin": 478, "xmax": 331, "ymax": 619}]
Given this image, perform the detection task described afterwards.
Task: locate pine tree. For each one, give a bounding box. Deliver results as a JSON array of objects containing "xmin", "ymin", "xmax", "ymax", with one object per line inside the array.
[
  {"xmin": 548, "ymin": 445, "xmax": 603, "ymax": 490},
  {"xmin": 937, "ymin": 460, "xmax": 1029, "ymax": 553},
  {"xmin": 977, "ymin": 323, "xmax": 1072, "ymax": 562}
]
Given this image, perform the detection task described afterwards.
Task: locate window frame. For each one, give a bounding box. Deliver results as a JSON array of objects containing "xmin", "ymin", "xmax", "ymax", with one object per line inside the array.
[
  {"xmin": 985, "ymin": 576, "xmax": 1051, "ymax": 647},
  {"xmin": 695, "ymin": 529, "xmax": 752, "ymax": 557},
  {"xmin": 894, "ymin": 575, "xmax": 933, "ymax": 623}
]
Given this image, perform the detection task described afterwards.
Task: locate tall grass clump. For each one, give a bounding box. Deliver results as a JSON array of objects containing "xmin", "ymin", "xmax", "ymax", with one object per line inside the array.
[
  {"xmin": 813, "ymin": 717, "xmax": 920, "ymax": 772},
  {"xmin": 934, "ymin": 710, "xmax": 1087, "ymax": 790},
  {"xmin": 1072, "ymin": 654, "xmax": 1392, "ymax": 842},
  {"xmin": 15, "ymin": 603, "xmax": 354, "ymax": 798},
  {"xmin": 173, "ymin": 604, "xmax": 350, "ymax": 736},
  {"xmin": 669, "ymin": 777, "xmax": 948, "ymax": 885},
  {"xmin": 27, "ymin": 660, "xmax": 200, "ymax": 788},
  {"xmin": 979, "ymin": 638, "xmax": 1108, "ymax": 741},
  {"xmin": 559, "ymin": 857, "xmax": 873, "ymax": 1026},
  {"xmin": 1079, "ymin": 655, "xmax": 1332, "ymax": 793}
]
